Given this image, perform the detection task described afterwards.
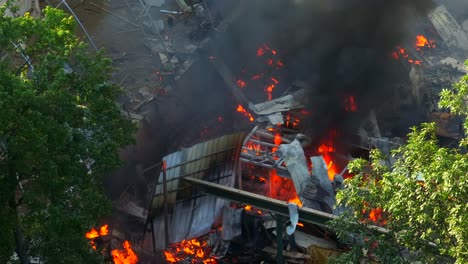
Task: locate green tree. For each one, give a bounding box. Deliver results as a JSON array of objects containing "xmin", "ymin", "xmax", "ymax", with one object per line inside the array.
[
  {"xmin": 329, "ymin": 62, "xmax": 468, "ymax": 264},
  {"xmin": 0, "ymin": 5, "xmax": 134, "ymax": 263}
]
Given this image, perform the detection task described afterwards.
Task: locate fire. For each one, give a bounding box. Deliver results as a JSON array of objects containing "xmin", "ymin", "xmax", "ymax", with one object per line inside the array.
[
  {"xmin": 392, "ymin": 46, "xmax": 422, "ymax": 65},
  {"xmin": 85, "ymin": 228, "xmax": 99, "ymax": 239},
  {"xmin": 257, "ymin": 47, "xmax": 266, "ymax": 57},
  {"xmin": 251, "ymin": 73, "xmax": 264, "ymax": 80},
  {"xmin": 244, "ymin": 142, "xmax": 262, "ymax": 155},
  {"xmin": 165, "ymin": 251, "xmax": 178, "ymax": 263},
  {"xmin": 415, "ymin": 35, "xmax": 436, "ymax": 50},
  {"xmin": 369, "ymin": 208, "xmax": 382, "ymax": 222},
  {"xmin": 236, "ymin": 79, "xmax": 246, "ymax": 88},
  {"xmin": 85, "ymin": 225, "xmax": 108, "ymax": 250},
  {"xmin": 257, "ymin": 44, "xmax": 277, "ymax": 57},
  {"xmin": 318, "ymin": 130, "xmax": 339, "ymax": 181},
  {"xmin": 344, "ymin": 95, "xmax": 357, "ymax": 112},
  {"xmin": 111, "ymin": 240, "xmax": 138, "ymax": 264},
  {"xmin": 297, "ymin": 222, "xmax": 304, "ymax": 227},
  {"xmin": 236, "ymin": 104, "xmax": 254, "ymax": 122},
  {"xmin": 265, "ymin": 77, "xmax": 280, "ymax": 101},
  {"xmin": 288, "ymin": 196, "xmax": 303, "ymax": 207},
  {"xmin": 85, "ymin": 225, "xmax": 139, "ymax": 264},
  {"xmin": 164, "ymin": 238, "xmax": 217, "ymax": 263},
  {"xmin": 284, "ymin": 114, "xmax": 300, "ymax": 128},
  {"xmin": 272, "ymin": 133, "xmax": 282, "ymax": 153},
  {"xmin": 99, "ymin": 224, "xmax": 109, "ymax": 236},
  {"xmin": 362, "ymin": 206, "xmax": 387, "ymax": 226},
  {"xmin": 244, "ymin": 205, "xmax": 252, "ymax": 211},
  {"xmin": 270, "ymin": 169, "xmax": 302, "ymax": 206}
]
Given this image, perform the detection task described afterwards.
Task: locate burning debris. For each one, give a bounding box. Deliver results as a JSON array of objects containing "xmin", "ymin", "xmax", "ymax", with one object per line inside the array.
[
  {"xmin": 70, "ymin": 0, "xmax": 468, "ymax": 262},
  {"xmin": 112, "ymin": 241, "xmax": 139, "ymax": 264},
  {"xmin": 85, "ymin": 225, "xmax": 138, "ymax": 264},
  {"xmin": 164, "ymin": 238, "xmax": 217, "ymax": 263}
]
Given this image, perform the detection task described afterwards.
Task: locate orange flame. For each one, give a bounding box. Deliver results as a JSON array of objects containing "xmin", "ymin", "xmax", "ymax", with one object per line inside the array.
[
  {"xmin": 288, "ymin": 196, "xmax": 303, "ymax": 207},
  {"xmin": 99, "ymin": 224, "xmax": 109, "ymax": 236},
  {"xmin": 415, "ymin": 35, "xmax": 436, "ymax": 50},
  {"xmin": 165, "ymin": 238, "xmax": 216, "ymax": 263},
  {"xmin": 416, "ymin": 35, "xmax": 428, "ymax": 47},
  {"xmin": 85, "ymin": 228, "xmax": 99, "ymax": 239},
  {"xmin": 272, "ymin": 133, "xmax": 282, "ymax": 153},
  {"xmin": 111, "ymin": 241, "xmax": 138, "ymax": 264},
  {"xmin": 164, "ymin": 251, "xmax": 179, "ymax": 263},
  {"xmin": 243, "ymin": 142, "xmax": 262, "ymax": 156},
  {"xmin": 393, "ymin": 46, "xmax": 422, "ymax": 65},
  {"xmin": 196, "ymin": 248, "xmax": 205, "ymax": 258},
  {"xmin": 270, "ymin": 169, "xmax": 302, "ymax": 206},
  {"xmin": 318, "ymin": 130, "xmax": 339, "ymax": 181},
  {"xmin": 265, "ymin": 77, "xmax": 280, "ymax": 101},
  {"xmin": 85, "ymin": 224, "xmax": 109, "ymax": 239},
  {"xmin": 284, "ymin": 114, "xmax": 300, "ymax": 128},
  {"xmin": 236, "ymin": 104, "xmax": 255, "ymax": 122},
  {"xmin": 236, "ymin": 79, "xmax": 247, "ymax": 88}
]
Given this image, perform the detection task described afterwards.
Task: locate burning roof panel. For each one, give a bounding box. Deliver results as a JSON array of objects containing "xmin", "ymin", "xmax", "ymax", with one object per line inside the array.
[
  {"xmin": 147, "ymin": 133, "xmax": 244, "ymax": 248},
  {"xmin": 149, "ymin": 133, "xmax": 244, "ymax": 214}
]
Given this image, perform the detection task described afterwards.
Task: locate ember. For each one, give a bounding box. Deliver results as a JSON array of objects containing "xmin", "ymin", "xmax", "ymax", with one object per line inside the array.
[
  {"xmin": 251, "ymin": 73, "xmax": 264, "ymax": 80},
  {"xmin": 85, "ymin": 224, "xmax": 109, "ymax": 239},
  {"xmin": 244, "ymin": 141, "xmax": 262, "ymax": 155},
  {"xmin": 164, "ymin": 238, "xmax": 217, "ymax": 264},
  {"xmin": 111, "ymin": 240, "xmax": 139, "ymax": 264},
  {"xmin": 237, "ymin": 44, "xmax": 285, "ymax": 101},
  {"xmin": 243, "ymin": 204, "xmax": 263, "ymax": 215},
  {"xmin": 236, "ymin": 104, "xmax": 254, "ymax": 122},
  {"xmin": 265, "ymin": 77, "xmax": 280, "ymax": 101},
  {"xmin": 284, "ymin": 114, "xmax": 300, "ymax": 128},
  {"xmin": 392, "ymin": 46, "xmax": 422, "ymax": 65},
  {"xmin": 256, "ymin": 47, "xmax": 265, "ymax": 57},
  {"xmin": 236, "ymin": 79, "xmax": 246, "ymax": 88},
  {"xmin": 344, "ymin": 95, "xmax": 358, "ymax": 112}
]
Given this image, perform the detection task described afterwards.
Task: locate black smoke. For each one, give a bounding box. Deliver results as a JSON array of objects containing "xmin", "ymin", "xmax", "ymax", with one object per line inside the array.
[{"xmin": 211, "ymin": 0, "xmax": 435, "ymax": 141}]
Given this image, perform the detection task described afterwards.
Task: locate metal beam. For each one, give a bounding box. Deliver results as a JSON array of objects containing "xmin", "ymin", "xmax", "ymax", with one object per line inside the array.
[
  {"xmin": 183, "ymin": 177, "xmax": 335, "ymax": 226},
  {"xmin": 209, "ymin": 57, "xmax": 252, "ymax": 108},
  {"xmin": 184, "ymin": 177, "xmax": 391, "ymax": 236}
]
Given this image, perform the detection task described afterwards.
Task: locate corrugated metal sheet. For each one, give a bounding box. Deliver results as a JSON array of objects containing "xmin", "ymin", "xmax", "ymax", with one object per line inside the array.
[{"xmin": 149, "ymin": 133, "xmax": 244, "ymax": 249}]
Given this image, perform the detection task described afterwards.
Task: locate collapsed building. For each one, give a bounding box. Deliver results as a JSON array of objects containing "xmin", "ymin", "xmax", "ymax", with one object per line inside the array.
[{"xmin": 11, "ymin": 0, "xmax": 468, "ymax": 263}]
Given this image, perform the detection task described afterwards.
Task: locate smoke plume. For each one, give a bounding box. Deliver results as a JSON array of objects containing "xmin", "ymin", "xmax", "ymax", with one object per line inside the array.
[{"xmin": 215, "ymin": 0, "xmax": 435, "ymax": 140}]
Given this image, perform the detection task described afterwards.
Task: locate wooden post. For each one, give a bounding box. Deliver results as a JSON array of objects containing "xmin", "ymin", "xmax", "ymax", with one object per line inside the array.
[{"xmin": 162, "ymin": 160, "xmax": 170, "ymax": 248}]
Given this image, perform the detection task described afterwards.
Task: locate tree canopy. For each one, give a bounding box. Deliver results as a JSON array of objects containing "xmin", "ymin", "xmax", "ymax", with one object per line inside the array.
[
  {"xmin": 0, "ymin": 4, "xmax": 134, "ymax": 263},
  {"xmin": 329, "ymin": 62, "xmax": 468, "ymax": 264}
]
